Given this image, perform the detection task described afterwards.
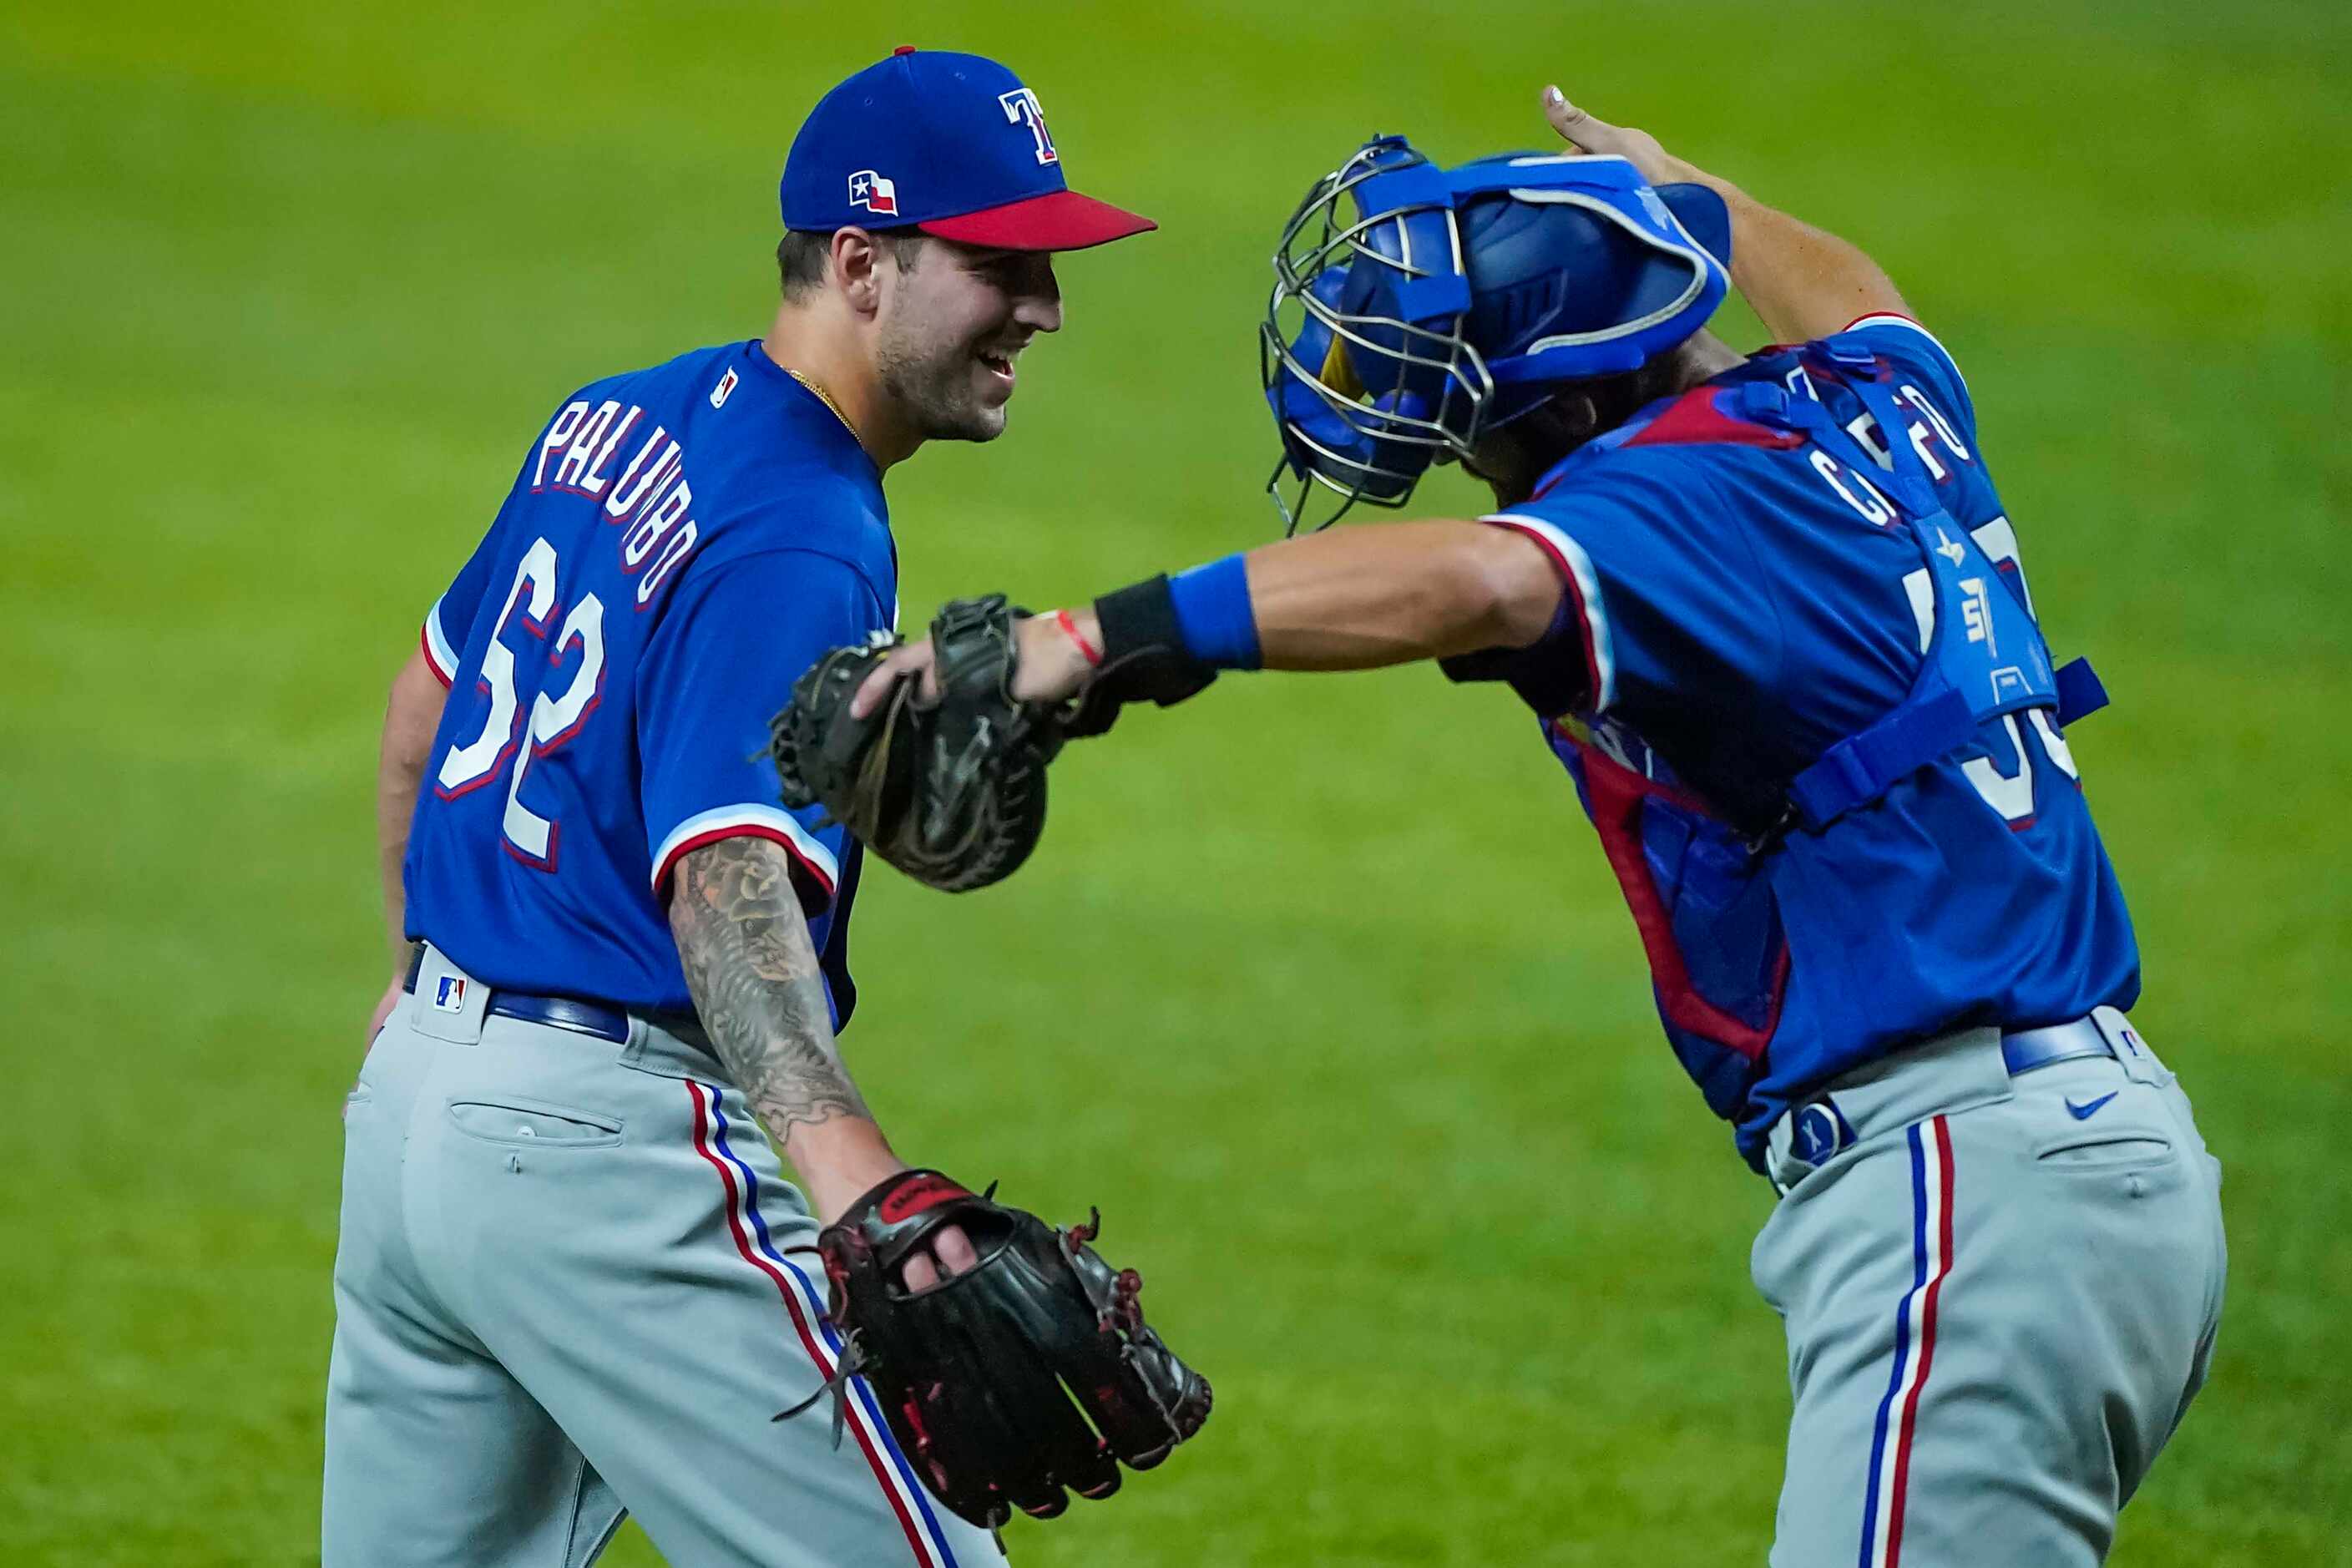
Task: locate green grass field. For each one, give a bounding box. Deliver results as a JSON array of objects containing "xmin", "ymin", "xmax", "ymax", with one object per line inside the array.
[{"xmin": 4, "ymin": 1, "xmax": 2347, "ymax": 1561}]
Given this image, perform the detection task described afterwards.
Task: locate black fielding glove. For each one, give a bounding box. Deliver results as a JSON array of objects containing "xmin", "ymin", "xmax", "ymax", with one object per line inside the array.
[
  {"xmin": 771, "ymin": 595, "xmax": 1062, "ymax": 892},
  {"xmin": 786, "ymin": 1169, "xmax": 1213, "ymax": 1530}
]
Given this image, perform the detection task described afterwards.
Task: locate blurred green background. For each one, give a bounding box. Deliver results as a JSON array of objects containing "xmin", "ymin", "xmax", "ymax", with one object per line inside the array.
[{"xmin": 3, "ymin": 0, "xmax": 2346, "ymax": 1562}]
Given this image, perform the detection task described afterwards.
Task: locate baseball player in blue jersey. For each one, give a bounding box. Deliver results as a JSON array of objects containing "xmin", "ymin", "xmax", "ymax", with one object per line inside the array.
[
  {"xmin": 857, "ymin": 89, "xmax": 2228, "ymax": 1565},
  {"xmin": 331, "ymin": 50, "xmax": 1155, "ymax": 1565}
]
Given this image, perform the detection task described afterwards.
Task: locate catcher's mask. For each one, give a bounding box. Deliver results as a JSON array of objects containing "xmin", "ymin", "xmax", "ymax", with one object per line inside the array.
[{"xmin": 1261, "ymin": 135, "xmax": 1732, "ymax": 532}]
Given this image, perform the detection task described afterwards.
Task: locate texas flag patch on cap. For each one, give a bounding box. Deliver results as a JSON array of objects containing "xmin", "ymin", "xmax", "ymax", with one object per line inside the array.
[{"xmin": 847, "ymin": 169, "xmax": 898, "ymax": 216}]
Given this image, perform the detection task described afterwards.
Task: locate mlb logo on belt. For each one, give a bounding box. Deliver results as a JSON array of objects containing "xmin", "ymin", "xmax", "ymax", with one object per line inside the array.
[
  {"xmin": 847, "ymin": 169, "xmax": 898, "ymax": 215},
  {"xmin": 432, "ymin": 975, "xmax": 468, "ymax": 1014}
]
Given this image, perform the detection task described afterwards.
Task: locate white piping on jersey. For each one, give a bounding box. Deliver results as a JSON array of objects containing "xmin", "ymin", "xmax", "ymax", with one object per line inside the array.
[
  {"xmin": 1484, "ymin": 512, "xmax": 1617, "ymax": 712},
  {"xmin": 422, "ymin": 594, "xmax": 460, "ymax": 685},
  {"xmin": 651, "ymin": 804, "xmax": 840, "ymax": 900},
  {"xmin": 1840, "ymin": 313, "xmax": 1971, "ymax": 402}
]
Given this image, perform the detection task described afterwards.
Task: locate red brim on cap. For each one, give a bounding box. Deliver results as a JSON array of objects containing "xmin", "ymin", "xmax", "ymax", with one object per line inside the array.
[{"xmin": 918, "ymin": 189, "xmax": 1156, "ymax": 252}]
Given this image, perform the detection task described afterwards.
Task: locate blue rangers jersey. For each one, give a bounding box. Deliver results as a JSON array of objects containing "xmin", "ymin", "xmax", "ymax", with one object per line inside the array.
[
  {"xmin": 1451, "ymin": 316, "xmax": 2137, "ymax": 1168},
  {"xmin": 404, "ymin": 341, "xmax": 893, "ymax": 1024}
]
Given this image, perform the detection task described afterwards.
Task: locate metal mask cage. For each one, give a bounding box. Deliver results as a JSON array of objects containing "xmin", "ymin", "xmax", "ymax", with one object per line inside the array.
[{"xmin": 1262, "ymin": 140, "xmax": 1499, "ymax": 534}]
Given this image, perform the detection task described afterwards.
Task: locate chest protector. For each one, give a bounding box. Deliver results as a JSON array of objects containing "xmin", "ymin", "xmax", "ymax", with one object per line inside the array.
[
  {"xmin": 1513, "ymin": 344, "xmax": 2117, "ymax": 1090},
  {"xmin": 1742, "ymin": 347, "xmax": 2107, "ymax": 832}
]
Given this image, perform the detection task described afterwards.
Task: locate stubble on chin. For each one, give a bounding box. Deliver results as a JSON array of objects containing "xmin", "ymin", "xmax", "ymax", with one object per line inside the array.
[
  {"xmin": 877, "ymin": 340, "xmax": 1006, "ymax": 445},
  {"xmin": 919, "ymin": 396, "xmax": 1009, "ymax": 445}
]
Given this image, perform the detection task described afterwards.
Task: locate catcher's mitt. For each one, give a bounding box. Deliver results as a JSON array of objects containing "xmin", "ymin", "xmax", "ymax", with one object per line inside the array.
[
  {"xmin": 783, "ymin": 1169, "xmax": 1213, "ymax": 1530},
  {"xmin": 772, "ymin": 594, "xmax": 1062, "ymax": 893}
]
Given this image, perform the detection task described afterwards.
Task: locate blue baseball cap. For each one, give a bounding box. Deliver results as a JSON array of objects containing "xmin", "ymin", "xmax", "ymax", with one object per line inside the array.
[{"xmin": 781, "ymin": 48, "xmax": 1155, "ymax": 252}]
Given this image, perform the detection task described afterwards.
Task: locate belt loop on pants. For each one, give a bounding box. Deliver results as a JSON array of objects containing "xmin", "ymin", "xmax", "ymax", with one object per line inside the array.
[{"xmin": 402, "ymin": 944, "xmax": 635, "ymax": 1044}]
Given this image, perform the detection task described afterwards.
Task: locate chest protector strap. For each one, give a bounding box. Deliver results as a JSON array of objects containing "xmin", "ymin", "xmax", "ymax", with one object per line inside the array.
[{"xmin": 1736, "ymin": 360, "xmax": 2107, "ymax": 832}]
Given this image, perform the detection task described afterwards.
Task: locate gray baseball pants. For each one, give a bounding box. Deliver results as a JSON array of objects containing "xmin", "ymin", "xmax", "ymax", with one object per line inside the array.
[
  {"xmin": 323, "ymin": 944, "xmax": 1000, "ymax": 1568},
  {"xmin": 1753, "ymin": 1009, "xmax": 2226, "ymax": 1565}
]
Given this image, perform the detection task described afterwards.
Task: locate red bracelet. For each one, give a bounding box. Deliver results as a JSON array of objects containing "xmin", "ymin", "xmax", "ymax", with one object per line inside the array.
[{"xmin": 1055, "ymin": 608, "xmax": 1103, "ymax": 667}]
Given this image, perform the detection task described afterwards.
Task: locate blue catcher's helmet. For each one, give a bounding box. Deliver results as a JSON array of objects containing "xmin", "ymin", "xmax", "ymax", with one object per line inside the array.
[{"xmin": 1262, "ymin": 135, "xmax": 1732, "ymax": 531}]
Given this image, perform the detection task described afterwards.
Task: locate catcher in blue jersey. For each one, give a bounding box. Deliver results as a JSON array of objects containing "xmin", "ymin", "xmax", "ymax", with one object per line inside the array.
[
  {"xmin": 332, "ymin": 49, "xmax": 1209, "ymax": 1568},
  {"xmin": 847, "ymin": 88, "xmax": 2228, "ymax": 1565}
]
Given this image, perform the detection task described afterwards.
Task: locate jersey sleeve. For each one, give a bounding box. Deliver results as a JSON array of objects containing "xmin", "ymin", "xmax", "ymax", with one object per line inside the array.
[
  {"xmin": 637, "ymin": 548, "xmax": 889, "ymax": 914},
  {"xmin": 420, "ymin": 523, "xmax": 503, "ymax": 686},
  {"xmin": 1834, "ymin": 312, "xmax": 1977, "ymax": 447},
  {"xmin": 1476, "ymin": 455, "xmax": 1783, "ymax": 720}
]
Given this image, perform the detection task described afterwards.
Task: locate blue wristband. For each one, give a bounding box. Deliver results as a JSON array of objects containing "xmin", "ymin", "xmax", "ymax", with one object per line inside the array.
[{"xmin": 1166, "ymin": 554, "xmax": 1262, "ymax": 671}]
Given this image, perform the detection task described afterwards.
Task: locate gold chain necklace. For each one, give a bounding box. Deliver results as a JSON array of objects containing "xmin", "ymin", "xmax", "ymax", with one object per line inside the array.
[{"xmin": 783, "ymin": 366, "xmax": 853, "ymax": 433}]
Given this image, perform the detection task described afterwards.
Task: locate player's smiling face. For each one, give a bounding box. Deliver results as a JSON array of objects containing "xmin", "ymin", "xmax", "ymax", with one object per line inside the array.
[{"xmin": 874, "ymin": 239, "xmax": 1063, "ymax": 444}]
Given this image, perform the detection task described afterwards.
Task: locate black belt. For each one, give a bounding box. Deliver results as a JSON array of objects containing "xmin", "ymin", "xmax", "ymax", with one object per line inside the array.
[{"xmin": 402, "ymin": 946, "xmax": 631, "ymax": 1044}]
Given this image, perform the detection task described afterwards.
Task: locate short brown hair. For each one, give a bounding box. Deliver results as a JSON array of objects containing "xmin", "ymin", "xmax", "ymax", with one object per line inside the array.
[{"xmin": 776, "ymin": 229, "xmax": 929, "ymax": 300}]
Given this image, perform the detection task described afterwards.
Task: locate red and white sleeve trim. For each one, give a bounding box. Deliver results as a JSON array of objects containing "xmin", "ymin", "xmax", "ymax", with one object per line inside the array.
[
  {"xmin": 651, "ymin": 805, "xmax": 840, "ymax": 906},
  {"xmin": 1839, "ymin": 312, "xmax": 1970, "ymax": 399},
  {"xmin": 420, "ymin": 594, "xmax": 459, "ymax": 688},
  {"xmin": 1481, "ymin": 513, "xmax": 1616, "ymax": 712}
]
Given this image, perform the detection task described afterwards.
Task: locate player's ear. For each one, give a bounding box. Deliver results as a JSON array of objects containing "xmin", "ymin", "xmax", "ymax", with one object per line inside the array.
[
  {"xmin": 1543, "ymin": 391, "xmax": 1603, "ymax": 450},
  {"xmin": 832, "ymin": 227, "xmax": 885, "ymax": 317}
]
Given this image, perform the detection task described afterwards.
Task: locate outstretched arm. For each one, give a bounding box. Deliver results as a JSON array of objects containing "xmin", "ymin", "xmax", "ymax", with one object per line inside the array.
[
  {"xmin": 1537, "ymin": 86, "xmax": 1910, "ymax": 343},
  {"xmin": 1181, "ymin": 519, "xmax": 1562, "ymax": 671},
  {"xmin": 852, "ymin": 519, "xmax": 1570, "ymax": 719}
]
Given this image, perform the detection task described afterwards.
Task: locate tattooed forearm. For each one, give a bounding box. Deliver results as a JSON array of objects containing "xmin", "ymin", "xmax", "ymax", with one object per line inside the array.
[{"xmin": 668, "ymin": 837, "xmax": 873, "ymax": 1141}]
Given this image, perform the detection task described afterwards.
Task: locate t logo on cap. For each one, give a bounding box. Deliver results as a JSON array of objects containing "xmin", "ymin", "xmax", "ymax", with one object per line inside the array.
[{"xmin": 998, "ymin": 89, "xmax": 1057, "ymax": 166}]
